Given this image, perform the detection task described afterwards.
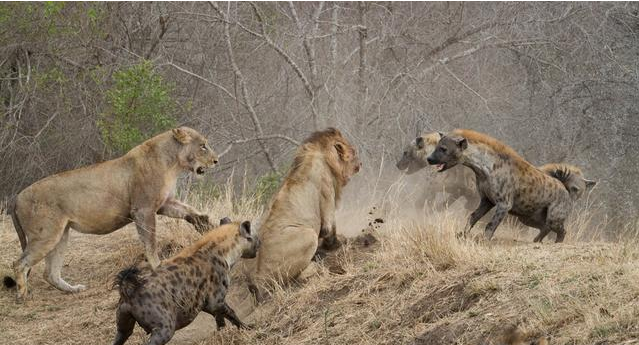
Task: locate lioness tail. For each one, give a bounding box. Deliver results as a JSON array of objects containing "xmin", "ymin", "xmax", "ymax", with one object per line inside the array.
[{"xmin": 3, "ymin": 198, "xmax": 26, "ymax": 289}]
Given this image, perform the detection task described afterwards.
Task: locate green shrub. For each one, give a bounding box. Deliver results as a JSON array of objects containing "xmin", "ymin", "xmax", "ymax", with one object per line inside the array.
[
  {"xmin": 254, "ymin": 170, "xmax": 284, "ymax": 204},
  {"xmin": 98, "ymin": 61, "xmax": 177, "ymax": 154}
]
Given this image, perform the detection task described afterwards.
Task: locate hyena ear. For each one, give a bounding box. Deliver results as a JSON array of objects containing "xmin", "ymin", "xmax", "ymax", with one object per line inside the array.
[
  {"xmin": 239, "ymin": 221, "xmax": 252, "ymax": 239},
  {"xmin": 453, "ymin": 137, "xmax": 468, "ymax": 150},
  {"xmin": 416, "ymin": 137, "xmax": 425, "ymax": 149},
  {"xmin": 584, "ymin": 179, "xmax": 597, "ymax": 189},
  {"xmin": 437, "ymin": 132, "xmax": 444, "ymax": 139},
  {"xmin": 219, "ymin": 217, "xmax": 232, "ymax": 225},
  {"xmin": 172, "ymin": 127, "xmax": 192, "ymax": 144}
]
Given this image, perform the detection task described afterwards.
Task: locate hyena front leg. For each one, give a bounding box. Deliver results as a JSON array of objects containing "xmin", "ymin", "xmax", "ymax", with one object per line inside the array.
[
  {"xmin": 483, "ymin": 202, "xmax": 511, "ymax": 241},
  {"xmin": 464, "ymin": 197, "xmax": 494, "ymax": 237}
]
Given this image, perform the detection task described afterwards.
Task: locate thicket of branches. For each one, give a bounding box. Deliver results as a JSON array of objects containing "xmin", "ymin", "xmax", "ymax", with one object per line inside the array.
[{"xmin": 1, "ymin": 2, "xmax": 638, "ymax": 227}]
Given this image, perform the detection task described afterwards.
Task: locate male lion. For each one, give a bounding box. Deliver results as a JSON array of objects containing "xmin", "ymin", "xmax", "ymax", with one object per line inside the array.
[
  {"xmin": 245, "ymin": 128, "xmax": 361, "ymax": 302},
  {"xmin": 3, "ymin": 127, "xmax": 218, "ymax": 300}
]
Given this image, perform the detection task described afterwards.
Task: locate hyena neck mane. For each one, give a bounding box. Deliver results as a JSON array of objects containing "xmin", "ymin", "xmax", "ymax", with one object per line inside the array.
[
  {"xmin": 454, "ymin": 129, "xmax": 534, "ymax": 178},
  {"xmin": 459, "ymin": 144, "xmax": 497, "ymax": 179},
  {"xmin": 171, "ymin": 226, "xmax": 243, "ymax": 268}
]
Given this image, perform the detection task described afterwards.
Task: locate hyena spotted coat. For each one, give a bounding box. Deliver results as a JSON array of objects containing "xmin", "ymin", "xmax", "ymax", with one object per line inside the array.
[
  {"xmin": 427, "ymin": 129, "xmax": 572, "ymax": 243},
  {"xmin": 111, "ymin": 219, "xmax": 259, "ymax": 345}
]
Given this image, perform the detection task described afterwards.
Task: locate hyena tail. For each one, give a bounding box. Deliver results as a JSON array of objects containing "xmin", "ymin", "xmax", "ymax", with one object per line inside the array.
[
  {"xmin": 547, "ymin": 166, "xmax": 572, "ymax": 191},
  {"xmin": 3, "ymin": 197, "xmax": 26, "ymax": 289},
  {"xmin": 114, "ymin": 267, "xmax": 144, "ymax": 301}
]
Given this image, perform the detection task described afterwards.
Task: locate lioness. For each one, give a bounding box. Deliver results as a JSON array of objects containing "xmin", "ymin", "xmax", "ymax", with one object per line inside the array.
[
  {"xmin": 245, "ymin": 128, "xmax": 361, "ymax": 302},
  {"xmin": 4, "ymin": 127, "xmax": 217, "ymax": 300}
]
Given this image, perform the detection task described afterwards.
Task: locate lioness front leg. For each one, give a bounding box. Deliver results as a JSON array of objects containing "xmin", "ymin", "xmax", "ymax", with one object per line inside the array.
[
  {"xmin": 132, "ymin": 208, "xmax": 160, "ymax": 268},
  {"xmin": 158, "ymin": 198, "xmax": 210, "ymax": 233}
]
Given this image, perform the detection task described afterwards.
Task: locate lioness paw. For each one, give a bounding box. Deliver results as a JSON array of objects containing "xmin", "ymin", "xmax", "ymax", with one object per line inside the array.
[{"xmin": 70, "ymin": 284, "xmax": 87, "ymax": 293}]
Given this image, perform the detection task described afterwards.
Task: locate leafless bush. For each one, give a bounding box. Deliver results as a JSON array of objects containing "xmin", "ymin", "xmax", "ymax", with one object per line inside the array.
[{"xmin": 1, "ymin": 2, "xmax": 638, "ymax": 232}]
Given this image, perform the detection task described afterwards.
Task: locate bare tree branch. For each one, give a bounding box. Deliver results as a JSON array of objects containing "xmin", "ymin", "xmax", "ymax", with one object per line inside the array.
[
  {"xmin": 210, "ymin": 1, "xmax": 277, "ymax": 172},
  {"xmin": 218, "ymin": 134, "xmax": 300, "ymax": 157}
]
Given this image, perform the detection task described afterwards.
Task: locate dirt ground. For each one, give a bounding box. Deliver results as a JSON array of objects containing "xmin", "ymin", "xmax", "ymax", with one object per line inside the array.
[{"xmin": 2, "ymin": 210, "xmax": 639, "ymax": 345}]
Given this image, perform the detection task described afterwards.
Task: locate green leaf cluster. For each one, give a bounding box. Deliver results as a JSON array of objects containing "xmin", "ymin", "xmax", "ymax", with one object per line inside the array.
[{"xmin": 98, "ymin": 61, "xmax": 177, "ymax": 154}]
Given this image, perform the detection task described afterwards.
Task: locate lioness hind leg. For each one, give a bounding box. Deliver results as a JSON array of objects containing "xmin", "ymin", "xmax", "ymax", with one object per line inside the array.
[
  {"xmin": 44, "ymin": 227, "xmax": 86, "ymax": 293},
  {"xmin": 13, "ymin": 216, "xmax": 68, "ymax": 300}
]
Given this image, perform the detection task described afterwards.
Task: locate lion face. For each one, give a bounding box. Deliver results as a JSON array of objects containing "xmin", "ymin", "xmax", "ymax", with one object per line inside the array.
[
  {"xmin": 335, "ymin": 139, "xmax": 361, "ymax": 184},
  {"xmin": 173, "ymin": 127, "xmax": 219, "ymax": 175}
]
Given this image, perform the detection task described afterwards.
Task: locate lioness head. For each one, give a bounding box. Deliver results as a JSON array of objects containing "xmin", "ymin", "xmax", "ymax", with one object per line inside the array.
[
  {"xmin": 426, "ymin": 134, "xmax": 467, "ymax": 172},
  {"xmin": 397, "ymin": 132, "xmax": 442, "ymax": 174},
  {"xmin": 173, "ymin": 127, "xmax": 218, "ymax": 175}
]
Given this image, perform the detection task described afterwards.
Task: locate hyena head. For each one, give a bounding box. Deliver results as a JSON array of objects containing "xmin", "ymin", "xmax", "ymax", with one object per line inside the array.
[
  {"xmin": 426, "ymin": 134, "xmax": 468, "ymax": 172},
  {"xmin": 396, "ymin": 132, "xmax": 442, "ymax": 174},
  {"xmin": 237, "ymin": 221, "xmax": 260, "ymax": 259}
]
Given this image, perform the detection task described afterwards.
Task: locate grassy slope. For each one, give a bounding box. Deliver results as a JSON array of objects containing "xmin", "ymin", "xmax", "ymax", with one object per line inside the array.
[{"xmin": 1, "ymin": 202, "xmax": 638, "ymax": 345}]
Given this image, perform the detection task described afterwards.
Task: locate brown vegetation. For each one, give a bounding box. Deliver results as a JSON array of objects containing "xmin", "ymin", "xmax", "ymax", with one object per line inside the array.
[{"xmin": 1, "ymin": 185, "xmax": 638, "ymax": 345}]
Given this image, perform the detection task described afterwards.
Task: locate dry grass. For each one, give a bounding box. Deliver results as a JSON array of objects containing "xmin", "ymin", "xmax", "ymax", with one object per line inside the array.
[{"xmin": 1, "ymin": 180, "xmax": 639, "ymax": 345}]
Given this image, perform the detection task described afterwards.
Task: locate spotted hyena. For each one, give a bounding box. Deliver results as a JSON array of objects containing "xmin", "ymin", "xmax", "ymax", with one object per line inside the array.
[
  {"xmin": 111, "ymin": 218, "xmax": 259, "ymax": 345},
  {"xmin": 426, "ymin": 129, "xmax": 573, "ymax": 243}
]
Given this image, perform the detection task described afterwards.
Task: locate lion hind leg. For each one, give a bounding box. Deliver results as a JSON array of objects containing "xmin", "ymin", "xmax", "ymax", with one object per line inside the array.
[
  {"xmin": 251, "ymin": 227, "xmax": 318, "ymax": 301},
  {"xmin": 44, "ymin": 226, "xmax": 86, "ymax": 293},
  {"xmin": 297, "ymin": 261, "xmax": 320, "ymax": 282}
]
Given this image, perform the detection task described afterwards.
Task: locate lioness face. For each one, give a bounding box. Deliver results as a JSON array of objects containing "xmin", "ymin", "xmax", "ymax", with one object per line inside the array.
[
  {"xmin": 427, "ymin": 135, "xmax": 467, "ymax": 172},
  {"xmin": 396, "ymin": 133, "xmax": 441, "ymax": 175},
  {"xmin": 173, "ymin": 127, "xmax": 219, "ymax": 175}
]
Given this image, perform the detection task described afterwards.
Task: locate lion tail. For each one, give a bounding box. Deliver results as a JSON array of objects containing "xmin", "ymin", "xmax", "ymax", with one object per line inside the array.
[
  {"xmin": 3, "ymin": 197, "xmax": 27, "ymax": 289},
  {"xmin": 114, "ymin": 267, "xmax": 144, "ymax": 301}
]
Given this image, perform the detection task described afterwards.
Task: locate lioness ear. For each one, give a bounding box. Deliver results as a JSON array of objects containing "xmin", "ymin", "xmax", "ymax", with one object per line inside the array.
[
  {"xmin": 239, "ymin": 221, "xmax": 251, "ymax": 239},
  {"xmin": 219, "ymin": 217, "xmax": 232, "ymax": 225},
  {"xmin": 454, "ymin": 137, "xmax": 468, "ymax": 150},
  {"xmin": 584, "ymin": 179, "xmax": 597, "ymax": 189},
  {"xmin": 172, "ymin": 127, "xmax": 192, "ymax": 144}
]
